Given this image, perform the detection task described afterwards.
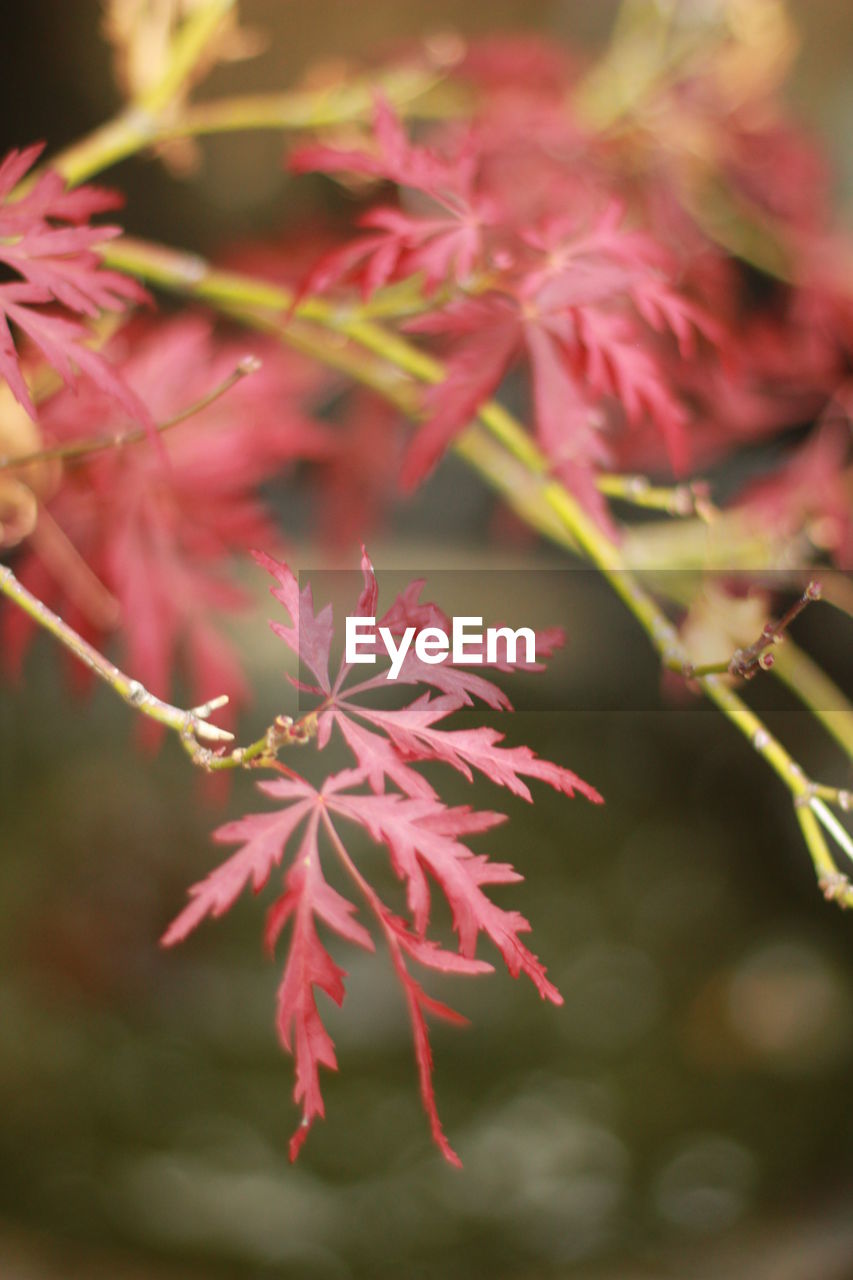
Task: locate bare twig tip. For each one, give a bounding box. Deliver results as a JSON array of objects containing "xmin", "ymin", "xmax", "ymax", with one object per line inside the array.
[
  {"xmin": 194, "ymin": 721, "xmax": 235, "ymax": 743},
  {"xmin": 190, "ymin": 693, "xmax": 231, "ymax": 718}
]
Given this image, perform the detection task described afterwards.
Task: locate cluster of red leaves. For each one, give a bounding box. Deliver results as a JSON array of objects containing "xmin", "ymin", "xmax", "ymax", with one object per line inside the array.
[
  {"xmin": 288, "ymin": 36, "xmax": 853, "ymax": 548},
  {"xmin": 163, "ymin": 549, "xmax": 602, "ymax": 1163},
  {"xmin": 0, "ymin": 144, "xmax": 151, "ymax": 428},
  {"xmin": 292, "ymin": 102, "xmax": 717, "ymax": 523},
  {"xmin": 4, "ymin": 316, "xmax": 332, "ymax": 726}
]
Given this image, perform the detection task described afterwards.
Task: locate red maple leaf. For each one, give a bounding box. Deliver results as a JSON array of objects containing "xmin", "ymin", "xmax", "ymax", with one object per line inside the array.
[
  {"xmin": 164, "ymin": 550, "xmax": 602, "ymax": 1163},
  {"xmin": 0, "ymin": 143, "xmax": 152, "ymax": 425},
  {"xmin": 291, "ymin": 96, "xmax": 496, "ymax": 297},
  {"xmin": 400, "ymin": 203, "xmax": 713, "ymax": 502}
]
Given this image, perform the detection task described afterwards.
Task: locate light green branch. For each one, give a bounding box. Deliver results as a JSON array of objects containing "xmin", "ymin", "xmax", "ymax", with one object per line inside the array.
[
  {"xmin": 0, "ymin": 561, "xmax": 233, "ymax": 744},
  {"xmin": 48, "ymin": 64, "xmax": 452, "ymax": 189},
  {"xmin": 773, "ymin": 639, "xmax": 853, "ymax": 764}
]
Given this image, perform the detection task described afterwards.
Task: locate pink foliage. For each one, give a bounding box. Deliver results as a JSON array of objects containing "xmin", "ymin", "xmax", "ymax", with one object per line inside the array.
[{"xmin": 0, "ymin": 144, "xmax": 151, "ymax": 426}]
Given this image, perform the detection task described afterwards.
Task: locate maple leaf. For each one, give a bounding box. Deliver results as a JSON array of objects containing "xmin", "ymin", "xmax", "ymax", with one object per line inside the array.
[
  {"xmin": 397, "ymin": 205, "xmax": 717, "ymax": 499},
  {"xmin": 0, "ymin": 144, "xmax": 152, "ymax": 425},
  {"xmin": 336, "ymin": 694, "xmax": 599, "ymax": 803},
  {"xmin": 254, "ymin": 545, "xmax": 602, "ymax": 803},
  {"xmin": 164, "ymin": 551, "xmax": 602, "ymax": 1164},
  {"xmin": 291, "ymin": 96, "xmax": 495, "ymax": 298}
]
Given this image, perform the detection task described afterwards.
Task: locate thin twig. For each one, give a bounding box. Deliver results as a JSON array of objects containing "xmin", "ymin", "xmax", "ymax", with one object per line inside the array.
[
  {"xmin": 677, "ymin": 582, "xmax": 823, "ymax": 681},
  {"xmin": 180, "ymin": 707, "xmax": 322, "ymax": 772},
  {"xmin": 0, "ymin": 356, "xmax": 260, "ymax": 472}
]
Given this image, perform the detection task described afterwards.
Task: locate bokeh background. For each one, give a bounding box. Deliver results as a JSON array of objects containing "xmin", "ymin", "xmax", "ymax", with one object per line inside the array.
[{"xmin": 2, "ymin": 2, "xmax": 853, "ymax": 1277}]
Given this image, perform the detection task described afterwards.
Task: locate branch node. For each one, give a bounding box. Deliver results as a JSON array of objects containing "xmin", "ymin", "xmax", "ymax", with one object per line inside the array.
[
  {"xmin": 794, "ymin": 783, "xmax": 817, "ymax": 810},
  {"xmin": 820, "ymin": 872, "xmax": 851, "ymax": 905},
  {"xmin": 189, "ymin": 715, "xmax": 235, "ymax": 743},
  {"xmin": 126, "ymin": 679, "xmax": 147, "ymax": 706}
]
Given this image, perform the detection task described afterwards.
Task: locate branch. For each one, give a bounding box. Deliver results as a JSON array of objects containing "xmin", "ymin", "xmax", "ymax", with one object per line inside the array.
[
  {"xmin": 44, "ymin": 64, "xmax": 454, "ymax": 189},
  {"xmin": 91, "ymin": 233, "xmax": 853, "ymax": 905},
  {"xmin": 142, "ymin": 0, "xmax": 238, "ymax": 115},
  {"xmin": 597, "ymin": 473, "xmax": 717, "ymax": 520},
  {"xmin": 677, "ymin": 582, "xmax": 823, "ymax": 680},
  {"xmin": 0, "ymin": 558, "xmax": 330, "ymax": 770},
  {"xmin": 0, "ymin": 560, "xmax": 232, "ymax": 744},
  {"xmin": 773, "ymin": 639, "xmax": 853, "ymax": 765}
]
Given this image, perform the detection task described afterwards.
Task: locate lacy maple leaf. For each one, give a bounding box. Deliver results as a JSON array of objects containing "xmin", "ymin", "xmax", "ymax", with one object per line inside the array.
[
  {"xmin": 164, "ymin": 549, "xmax": 602, "ymax": 1164},
  {"xmin": 0, "ymin": 143, "xmax": 151, "ymax": 425},
  {"xmin": 291, "ymin": 95, "xmax": 496, "ymax": 298}
]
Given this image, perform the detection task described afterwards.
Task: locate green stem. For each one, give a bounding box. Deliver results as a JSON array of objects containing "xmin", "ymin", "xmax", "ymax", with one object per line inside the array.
[
  {"xmin": 773, "ymin": 639, "xmax": 853, "ymax": 764},
  {"xmin": 796, "ymin": 804, "xmax": 849, "ymax": 902},
  {"xmin": 49, "ymin": 65, "xmax": 450, "ymax": 188},
  {"xmin": 19, "ymin": 0, "xmax": 237, "ymax": 191},
  {"xmin": 597, "ymin": 473, "xmax": 716, "ymax": 519}
]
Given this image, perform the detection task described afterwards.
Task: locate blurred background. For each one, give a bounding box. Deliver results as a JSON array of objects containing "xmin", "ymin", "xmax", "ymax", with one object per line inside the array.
[{"xmin": 2, "ymin": 2, "xmax": 853, "ymax": 1278}]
